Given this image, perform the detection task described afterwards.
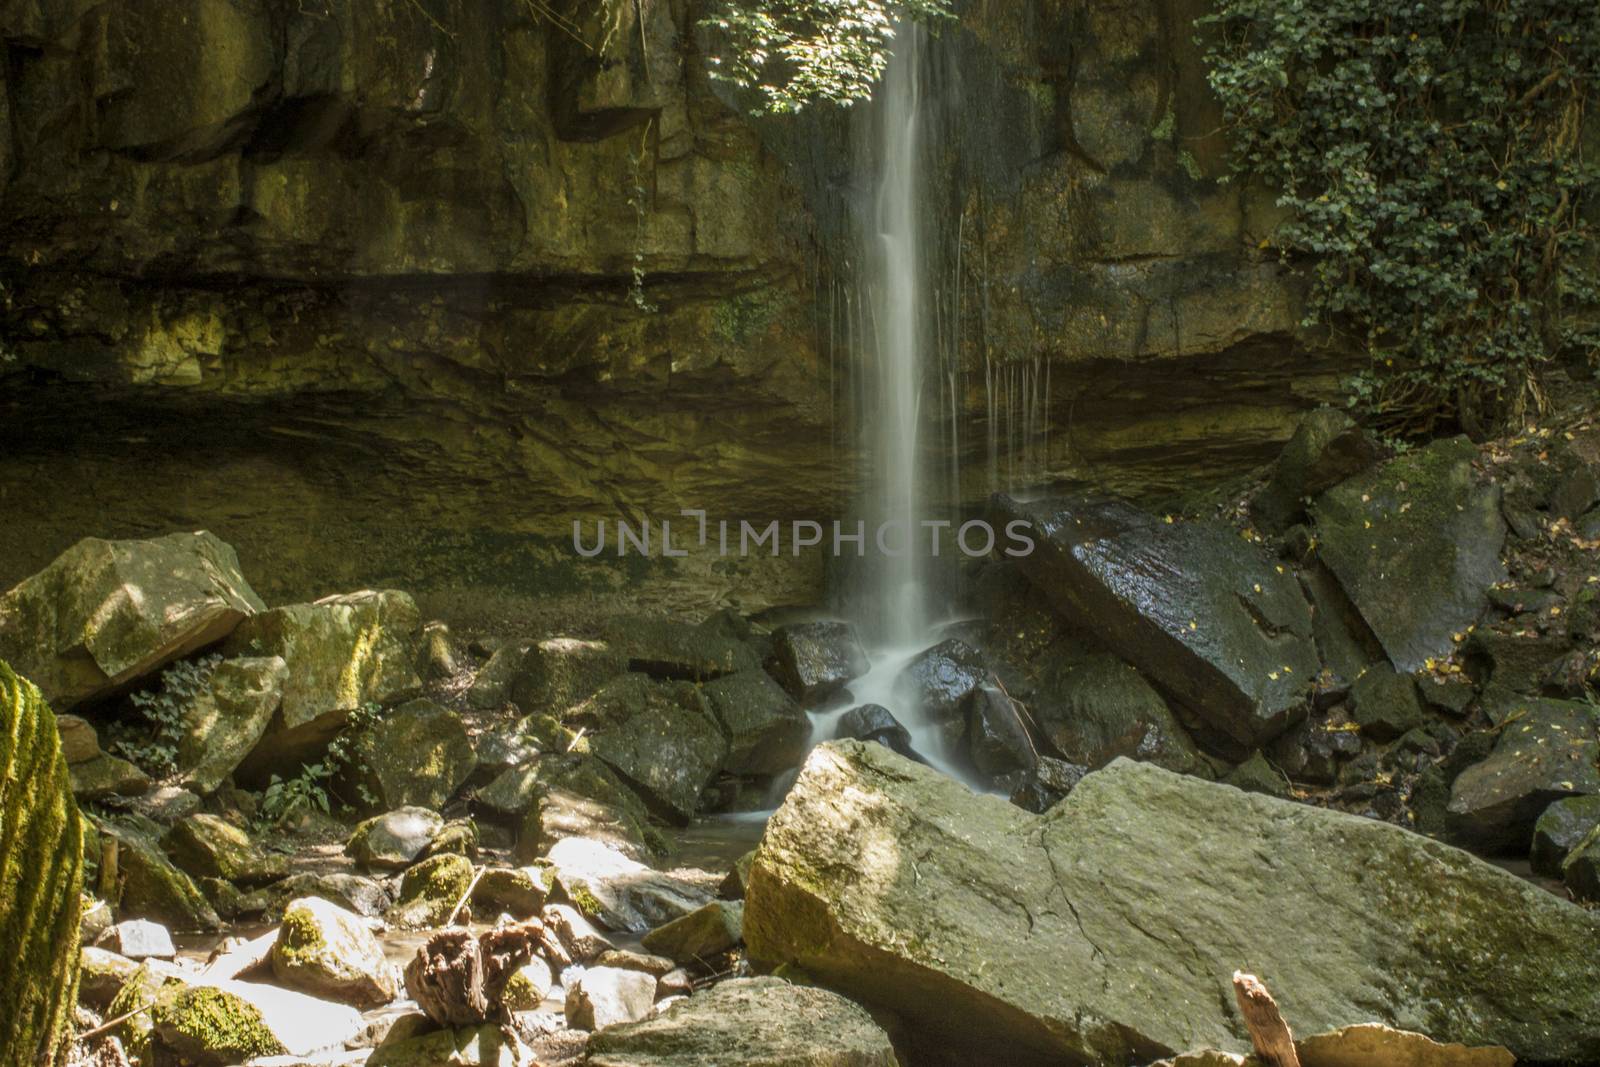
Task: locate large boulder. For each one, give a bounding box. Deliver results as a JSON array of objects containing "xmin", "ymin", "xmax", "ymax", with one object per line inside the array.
[
  {"xmin": 998, "ymin": 496, "xmax": 1318, "ymax": 748},
  {"xmin": 173, "ymin": 655, "xmax": 289, "ymax": 794},
  {"xmin": 271, "ymin": 896, "xmax": 397, "ymax": 1008},
  {"xmin": 1311, "ymin": 437, "xmax": 1507, "ymax": 673},
  {"xmin": 701, "ymin": 670, "xmax": 812, "ymax": 775},
  {"xmin": 0, "ymin": 532, "xmax": 265, "ymax": 710},
  {"xmin": 225, "ymin": 589, "xmax": 422, "ymax": 782},
  {"xmin": 586, "ymin": 679, "xmax": 729, "ymax": 823},
  {"xmin": 585, "ymin": 977, "xmax": 900, "ymax": 1066},
  {"xmin": 347, "ymin": 698, "xmax": 477, "ymax": 811},
  {"xmin": 745, "ymin": 741, "xmax": 1600, "ymax": 1065},
  {"xmin": 1447, "ymin": 695, "xmax": 1600, "ymax": 853},
  {"xmin": 0, "ymin": 661, "xmax": 85, "ymax": 1067},
  {"xmin": 605, "ymin": 616, "xmax": 761, "ymax": 681}
]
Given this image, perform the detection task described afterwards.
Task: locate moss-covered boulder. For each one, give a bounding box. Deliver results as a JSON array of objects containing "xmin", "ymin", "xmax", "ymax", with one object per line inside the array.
[
  {"xmin": 745, "ymin": 741, "xmax": 1600, "ymax": 1064},
  {"xmin": 346, "ymin": 806, "xmax": 445, "ymax": 870},
  {"xmin": 0, "ymin": 532, "xmax": 265, "ymax": 711},
  {"xmin": 0, "ymin": 660, "xmax": 85, "ymax": 1067},
  {"xmin": 466, "ymin": 640, "xmax": 533, "ymax": 710},
  {"xmin": 149, "ymin": 984, "xmax": 288, "ymax": 1067},
  {"xmin": 702, "ymin": 669, "xmax": 812, "ymax": 775},
  {"xmin": 998, "ymin": 495, "xmax": 1318, "ymax": 748},
  {"xmin": 519, "ymin": 785, "xmax": 661, "ymax": 865},
  {"xmin": 605, "ymin": 616, "xmax": 761, "ymax": 681},
  {"xmin": 348, "ymin": 698, "xmax": 476, "ymax": 811},
  {"xmin": 225, "ymin": 589, "xmax": 421, "ymax": 782},
  {"xmin": 387, "ymin": 853, "xmax": 475, "ymax": 929},
  {"xmin": 163, "ymin": 812, "xmax": 288, "ymax": 886},
  {"xmin": 1350, "ymin": 667, "xmax": 1429, "ymax": 742},
  {"xmin": 500, "ymin": 957, "xmax": 554, "ymax": 1011},
  {"xmin": 587, "ymin": 679, "xmax": 729, "ymax": 823},
  {"xmin": 1032, "ymin": 652, "xmax": 1205, "ymax": 775},
  {"xmin": 100, "ymin": 818, "xmax": 222, "ymax": 931},
  {"xmin": 1448, "ymin": 695, "xmax": 1600, "ymax": 853},
  {"xmin": 586, "ymin": 977, "xmax": 899, "ymax": 1067},
  {"xmin": 1312, "ymin": 437, "xmax": 1507, "ymax": 673},
  {"xmin": 271, "ymin": 896, "xmax": 397, "ymax": 1008},
  {"xmin": 174, "ymin": 655, "xmax": 289, "ymax": 794}
]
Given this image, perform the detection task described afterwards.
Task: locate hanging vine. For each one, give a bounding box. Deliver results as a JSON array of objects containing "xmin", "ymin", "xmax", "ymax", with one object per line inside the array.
[{"xmin": 1200, "ymin": 0, "xmax": 1599, "ymax": 438}]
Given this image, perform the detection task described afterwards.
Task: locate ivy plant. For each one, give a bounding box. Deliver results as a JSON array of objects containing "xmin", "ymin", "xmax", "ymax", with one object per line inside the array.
[
  {"xmin": 701, "ymin": 0, "xmax": 956, "ymax": 114},
  {"xmin": 111, "ymin": 654, "xmax": 222, "ymax": 777},
  {"xmin": 1200, "ymin": 0, "xmax": 1599, "ymax": 436}
]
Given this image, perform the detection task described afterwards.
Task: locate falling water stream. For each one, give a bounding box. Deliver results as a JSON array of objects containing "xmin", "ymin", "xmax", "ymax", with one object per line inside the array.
[{"xmin": 816, "ymin": 24, "xmax": 973, "ymax": 780}]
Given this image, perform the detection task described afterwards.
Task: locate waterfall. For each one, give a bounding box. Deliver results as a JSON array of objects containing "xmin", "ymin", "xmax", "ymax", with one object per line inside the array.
[{"xmin": 866, "ymin": 22, "xmax": 928, "ymax": 647}]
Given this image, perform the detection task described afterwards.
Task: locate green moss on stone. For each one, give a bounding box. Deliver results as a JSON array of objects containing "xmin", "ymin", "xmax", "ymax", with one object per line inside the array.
[
  {"xmin": 151, "ymin": 985, "xmax": 287, "ymax": 1062},
  {"xmin": 0, "ymin": 660, "xmax": 85, "ymax": 1067}
]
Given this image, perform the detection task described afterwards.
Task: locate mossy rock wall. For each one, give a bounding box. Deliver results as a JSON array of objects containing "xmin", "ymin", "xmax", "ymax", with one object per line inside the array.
[{"xmin": 0, "ymin": 659, "xmax": 85, "ymax": 1067}]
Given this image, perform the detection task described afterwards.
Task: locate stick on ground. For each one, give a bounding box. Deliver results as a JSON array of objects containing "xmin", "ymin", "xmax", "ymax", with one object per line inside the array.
[{"xmin": 1232, "ymin": 971, "xmax": 1301, "ymax": 1067}]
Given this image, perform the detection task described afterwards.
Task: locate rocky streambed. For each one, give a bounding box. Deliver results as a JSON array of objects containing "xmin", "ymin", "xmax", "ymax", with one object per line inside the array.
[{"xmin": 2, "ymin": 406, "xmax": 1599, "ymax": 1066}]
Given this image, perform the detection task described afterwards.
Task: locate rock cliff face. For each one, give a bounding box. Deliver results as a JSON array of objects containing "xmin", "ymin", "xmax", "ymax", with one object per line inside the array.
[{"xmin": 0, "ymin": 0, "xmax": 1344, "ymax": 611}]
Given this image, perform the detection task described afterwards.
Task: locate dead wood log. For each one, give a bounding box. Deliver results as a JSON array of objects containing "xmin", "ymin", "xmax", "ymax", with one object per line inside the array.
[
  {"xmin": 404, "ymin": 920, "xmax": 544, "ymax": 1027},
  {"xmin": 1232, "ymin": 971, "xmax": 1301, "ymax": 1067}
]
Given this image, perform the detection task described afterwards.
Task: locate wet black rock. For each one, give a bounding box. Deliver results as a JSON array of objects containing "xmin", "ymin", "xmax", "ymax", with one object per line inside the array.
[
  {"xmin": 892, "ymin": 639, "xmax": 987, "ymax": 749},
  {"xmin": 999, "ymin": 494, "xmax": 1317, "ymax": 750},
  {"xmin": 835, "ymin": 704, "xmax": 921, "ymax": 763},
  {"xmin": 965, "ymin": 684, "xmax": 1039, "ymax": 779},
  {"xmin": 770, "ymin": 622, "xmax": 869, "ymax": 706}
]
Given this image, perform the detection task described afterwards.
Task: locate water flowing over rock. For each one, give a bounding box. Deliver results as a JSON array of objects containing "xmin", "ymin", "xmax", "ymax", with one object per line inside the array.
[
  {"xmin": 226, "ymin": 589, "xmax": 422, "ymax": 782},
  {"xmin": 745, "ymin": 741, "xmax": 1600, "ymax": 1065},
  {"xmin": 0, "ymin": 532, "xmax": 265, "ymax": 711},
  {"xmin": 998, "ymin": 495, "xmax": 1318, "ymax": 748},
  {"xmin": 585, "ymin": 977, "xmax": 900, "ymax": 1067},
  {"xmin": 1311, "ymin": 437, "xmax": 1507, "ymax": 673},
  {"xmin": 0, "ymin": 660, "xmax": 84, "ymax": 1067}
]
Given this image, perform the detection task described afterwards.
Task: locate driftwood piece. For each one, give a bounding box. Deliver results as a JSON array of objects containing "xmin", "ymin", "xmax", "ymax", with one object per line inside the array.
[
  {"xmin": 404, "ymin": 921, "xmax": 544, "ymax": 1027},
  {"xmin": 1232, "ymin": 971, "xmax": 1301, "ymax": 1067}
]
